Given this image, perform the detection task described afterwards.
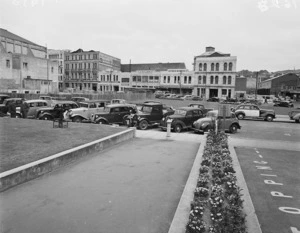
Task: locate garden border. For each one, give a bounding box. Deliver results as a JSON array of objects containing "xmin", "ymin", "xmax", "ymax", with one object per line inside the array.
[
  {"xmin": 0, "ymin": 128, "xmax": 136, "ymax": 192},
  {"xmin": 168, "ymin": 134, "xmax": 262, "ymax": 233}
]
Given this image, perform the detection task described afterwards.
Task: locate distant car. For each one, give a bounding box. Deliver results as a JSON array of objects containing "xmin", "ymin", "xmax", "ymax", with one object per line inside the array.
[
  {"xmin": 24, "ymin": 99, "xmax": 49, "ymax": 119},
  {"xmin": 0, "ymin": 94, "xmax": 9, "ymax": 104},
  {"xmin": 191, "ymin": 96, "xmax": 203, "ymax": 101},
  {"xmin": 39, "ymin": 96, "xmax": 56, "ymax": 106},
  {"xmin": 36, "ymin": 101, "xmax": 79, "ymax": 120},
  {"xmin": 65, "ymin": 100, "xmax": 110, "ymax": 123},
  {"xmin": 232, "ymin": 104, "xmax": 276, "ymax": 122},
  {"xmin": 71, "ymin": 97, "xmax": 90, "ymax": 103},
  {"xmin": 288, "ymin": 109, "xmax": 300, "ymax": 123},
  {"xmin": 0, "ymin": 98, "xmax": 26, "ymax": 117},
  {"xmin": 134, "ymin": 101, "xmax": 175, "ymax": 117},
  {"xmin": 188, "ymin": 103, "xmax": 214, "ymax": 115},
  {"xmin": 167, "ymin": 94, "xmax": 178, "ymax": 99},
  {"xmin": 244, "ymin": 99, "xmax": 263, "ymax": 105},
  {"xmin": 273, "ymin": 101, "xmax": 294, "ymax": 108},
  {"xmin": 91, "ymin": 104, "xmax": 137, "ymax": 125},
  {"xmin": 192, "ymin": 110, "xmax": 241, "ymax": 134},
  {"xmin": 110, "ymin": 99, "xmax": 127, "ymax": 104},
  {"xmin": 160, "ymin": 107, "xmax": 205, "ymax": 133},
  {"xmin": 207, "ymin": 97, "xmax": 219, "ymax": 102},
  {"xmin": 220, "ymin": 98, "xmax": 240, "ymax": 104},
  {"xmin": 181, "ymin": 95, "xmax": 194, "ymax": 100}
]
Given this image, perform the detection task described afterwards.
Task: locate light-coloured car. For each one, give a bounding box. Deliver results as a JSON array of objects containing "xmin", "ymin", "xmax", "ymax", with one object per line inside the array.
[
  {"xmin": 66, "ymin": 100, "xmax": 110, "ymax": 123},
  {"xmin": 24, "ymin": 99, "xmax": 49, "ymax": 119}
]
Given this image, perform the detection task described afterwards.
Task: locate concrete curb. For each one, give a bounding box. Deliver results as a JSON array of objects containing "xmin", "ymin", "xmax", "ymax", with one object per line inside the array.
[
  {"xmin": 168, "ymin": 135, "xmax": 206, "ymax": 233},
  {"xmin": 0, "ymin": 128, "xmax": 136, "ymax": 192},
  {"xmin": 229, "ymin": 142, "xmax": 262, "ymax": 233}
]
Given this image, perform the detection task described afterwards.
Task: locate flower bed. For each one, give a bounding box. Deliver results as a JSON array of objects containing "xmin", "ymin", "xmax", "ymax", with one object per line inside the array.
[{"xmin": 186, "ymin": 131, "xmax": 247, "ymax": 233}]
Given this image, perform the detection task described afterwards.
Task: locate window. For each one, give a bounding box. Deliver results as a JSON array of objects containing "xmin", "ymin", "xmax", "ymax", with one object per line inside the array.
[
  {"xmin": 211, "ymin": 63, "xmax": 214, "ymax": 71},
  {"xmin": 188, "ymin": 76, "xmax": 191, "ymax": 84},
  {"xmin": 6, "ymin": 60, "xmax": 10, "ymax": 68},
  {"xmin": 210, "ymin": 76, "xmax": 214, "ymax": 84},
  {"xmin": 203, "ymin": 76, "xmax": 206, "ymax": 84},
  {"xmin": 133, "ymin": 76, "xmax": 137, "ymax": 82},
  {"xmin": 203, "ymin": 63, "xmax": 207, "ymax": 71},
  {"xmin": 222, "ymin": 89, "xmax": 227, "ymax": 95},
  {"xmin": 93, "ymin": 63, "xmax": 97, "ymax": 69},
  {"xmin": 215, "ymin": 76, "xmax": 218, "ymax": 84},
  {"xmin": 51, "ymin": 67, "xmax": 54, "ymax": 73},
  {"xmin": 228, "ymin": 76, "xmax": 232, "ymax": 84},
  {"xmin": 163, "ymin": 76, "xmax": 166, "ymax": 83},
  {"xmin": 168, "ymin": 76, "xmax": 170, "ymax": 83},
  {"xmin": 93, "ymin": 54, "xmax": 97, "ymax": 59},
  {"xmin": 199, "ymin": 63, "xmax": 202, "ymax": 71},
  {"xmin": 186, "ymin": 111, "xmax": 193, "ymax": 117},
  {"xmin": 198, "ymin": 76, "xmax": 202, "ymax": 84},
  {"xmin": 184, "ymin": 76, "xmax": 187, "ymax": 84},
  {"xmin": 224, "ymin": 63, "xmax": 227, "ymax": 71},
  {"xmin": 229, "ymin": 62, "xmax": 233, "ymax": 71},
  {"xmin": 223, "ymin": 76, "xmax": 227, "ymax": 84},
  {"xmin": 174, "ymin": 76, "xmax": 177, "ymax": 83},
  {"xmin": 216, "ymin": 63, "xmax": 219, "ymax": 71},
  {"xmin": 23, "ymin": 62, "xmax": 28, "ymax": 69}
]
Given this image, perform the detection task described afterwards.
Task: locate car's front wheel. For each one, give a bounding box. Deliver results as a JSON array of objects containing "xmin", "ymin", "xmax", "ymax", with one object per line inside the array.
[
  {"xmin": 174, "ymin": 124, "xmax": 182, "ymax": 133},
  {"xmin": 72, "ymin": 116, "xmax": 82, "ymax": 123},
  {"xmin": 139, "ymin": 120, "xmax": 149, "ymax": 130},
  {"xmin": 229, "ymin": 124, "xmax": 238, "ymax": 134},
  {"xmin": 237, "ymin": 113, "xmax": 245, "ymax": 120},
  {"xmin": 40, "ymin": 115, "xmax": 53, "ymax": 120},
  {"xmin": 266, "ymin": 115, "xmax": 274, "ymax": 122}
]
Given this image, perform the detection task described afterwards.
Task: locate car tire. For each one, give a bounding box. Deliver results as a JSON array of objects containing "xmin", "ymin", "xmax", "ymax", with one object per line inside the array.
[
  {"xmin": 98, "ymin": 119, "xmax": 107, "ymax": 124},
  {"xmin": 40, "ymin": 115, "xmax": 53, "ymax": 120},
  {"xmin": 237, "ymin": 113, "xmax": 244, "ymax": 120},
  {"xmin": 295, "ymin": 119, "xmax": 299, "ymax": 123},
  {"xmin": 174, "ymin": 124, "xmax": 182, "ymax": 133},
  {"xmin": 266, "ymin": 115, "xmax": 274, "ymax": 122},
  {"xmin": 16, "ymin": 113, "xmax": 22, "ymax": 118},
  {"xmin": 139, "ymin": 120, "xmax": 149, "ymax": 130},
  {"xmin": 73, "ymin": 116, "xmax": 82, "ymax": 123},
  {"xmin": 229, "ymin": 124, "xmax": 238, "ymax": 134}
]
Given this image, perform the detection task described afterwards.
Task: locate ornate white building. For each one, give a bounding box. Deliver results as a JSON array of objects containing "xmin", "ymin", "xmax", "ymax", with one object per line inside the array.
[{"xmin": 193, "ymin": 47, "xmax": 237, "ymax": 99}]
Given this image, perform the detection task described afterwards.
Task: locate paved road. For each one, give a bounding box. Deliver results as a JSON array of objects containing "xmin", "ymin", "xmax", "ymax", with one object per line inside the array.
[
  {"xmin": 230, "ymin": 120, "xmax": 300, "ymax": 233},
  {"xmin": 0, "ymin": 135, "xmax": 201, "ymax": 233}
]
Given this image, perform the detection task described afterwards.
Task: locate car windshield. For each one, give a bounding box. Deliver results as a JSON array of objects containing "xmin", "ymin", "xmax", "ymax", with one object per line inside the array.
[
  {"xmin": 103, "ymin": 107, "xmax": 111, "ymax": 112},
  {"xmin": 174, "ymin": 109, "xmax": 187, "ymax": 115},
  {"xmin": 207, "ymin": 111, "xmax": 218, "ymax": 118},
  {"xmin": 141, "ymin": 106, "xmax": 152, "ymax": 113}
]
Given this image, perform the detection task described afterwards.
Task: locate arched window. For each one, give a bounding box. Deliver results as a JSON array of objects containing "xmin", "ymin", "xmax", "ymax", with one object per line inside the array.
[
  {"xmin": 199, "ymin": 63, "xmax": 202, "ymax": 71},
  {"xmin": 216, "ymin": 63, "xmax": 219, "ymax": 71},
  {"xmin": 211, "ymin": 63, "xmax": 215, "ymax": 71},
  {"xmin": 215, "ymin": 76, "xmax": 218, "ymax": 84},
  {"xmin": 224, "ymin": 63, "xmax": 227, "ymax": 71},
  {"xmin": 210, "ymin": 76, "xmax": 214, "ymax": 84},
  {"xmin": 203, "ymin": 76, "xmax": 206, "ymax": 84},
  {"xmin": 223, "ymin": 76, "xmax": 227, "ymax": 84},
  {"xmin": 228, "ymin": 76, "xmax": 232, "ymax": 84},
  {"xmin": 229, "ymin": 62, "xmax": 233, "ymax": 71},
  {"xmin": 203, "ymin": 63, "xmax": 207, "ymax": 71},
  {"xmin": 198, "ymin": 76, "xmax": 202, "ymax": 84}
]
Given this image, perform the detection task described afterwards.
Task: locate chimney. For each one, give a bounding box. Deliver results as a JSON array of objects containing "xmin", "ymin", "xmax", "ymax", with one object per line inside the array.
[{"xmin": 206, "ymin": 46, "xmax": 215, "ymax": 52}]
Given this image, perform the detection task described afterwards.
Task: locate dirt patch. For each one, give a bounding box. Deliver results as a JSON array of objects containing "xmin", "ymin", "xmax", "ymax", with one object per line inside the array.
[{"xmin": 0, "ymin": 118, "xmax": 126, "ymax": 172}]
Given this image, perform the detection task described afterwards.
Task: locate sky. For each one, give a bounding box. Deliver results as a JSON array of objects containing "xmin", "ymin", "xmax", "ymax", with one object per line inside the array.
[{"xmin": 1, "ymin": 0, "xmax": 299, "ymax": 72}]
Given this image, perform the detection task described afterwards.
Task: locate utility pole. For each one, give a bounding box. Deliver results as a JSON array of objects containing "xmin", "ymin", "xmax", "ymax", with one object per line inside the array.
[
  {"xmin": 179, "ymin": 70, "xmax": 182, "ymax": 95},
  {"xmin": 255, "ymin": 72, "xmax": 259, "ymax": 100}
]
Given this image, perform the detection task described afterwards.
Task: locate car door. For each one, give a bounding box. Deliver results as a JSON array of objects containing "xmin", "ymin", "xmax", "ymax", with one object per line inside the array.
[
  {"xmin": 118, "ymin": 107, "xmax": 130, "ymax": 123},
  {"xmin": 151, "ymin": 106, "xmax": 162, "ymax": 122},
  {"xmin": 110, "ymin": 107, "xmax": 121, "ymax": 123},
  {"xmin": 242, "ymin": 105, "xmax": 251, "ymax": 117},
  {"xmin": 251, "ymin": 105, "xmax": 260, "ymax": 117},
  {"xmin": 191, "ymin": 110, "xmax": 203, "ymax": 126}
]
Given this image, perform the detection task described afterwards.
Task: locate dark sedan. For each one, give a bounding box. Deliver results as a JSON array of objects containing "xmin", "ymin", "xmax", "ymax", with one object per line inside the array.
[{"xmin": 274, "ymin": 101, "xmax": 294, "ymax": 108}]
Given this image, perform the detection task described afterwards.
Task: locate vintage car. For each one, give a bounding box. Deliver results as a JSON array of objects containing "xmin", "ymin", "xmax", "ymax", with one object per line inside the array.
[
  {"xmin": 91, "ymin": 104, "xmax": 137, "ymax": 125},
  {"xmin": 191, "ymin": 96, "xmax": 203, "ymax": 101},
  {"xmin": 188, "ymin": 103, "xmax": 214, "ymax": 116},
  {"xmin": 160, "ymin": 107, "xmax": 205, "ymax": 133},
  {"xmin": 23, "ymin": 99, "xmax": 49, "ymax": 119},
  {"xmin": 207, "ymin": 97, "xmax": 220, "ymax": 102},
  {"xmin": 131, "ymin": 102, "xmax": 166, "ymax": 130},
  {"xmin": 110, "ymin": 99, "xmax": 127, "ymax": 104},
  {"xmin": 192, "ymin": 110, "xmax": 241, "ymax": 134},
  {"xmin": 232, "ymin": 104, "xmax": 276, "ymax": 122},
  {"xmin": 36, "ymin": 101, "xmax": 79, "ymax": 120},
  {"xmin": 273, "ymin": 101, "xmax": 294, "ymax": 108},
  {"xmin": 0, "ymin": 94, "xmax": 9, "ymax": 104},
  {"xmin": 134, "ymin": 101, "xmax": 175, "ymax": 117},
  {"xmin": 0, "ymin": 98, "xmax": 26, "ymax": 117},
  {"xmin": 71, "ymin": 97, "xmax": 90, "ymax": 103},
  {"xmin": 66, "ymin": 100, "xmax": 110, "ymax": 123},
  {"xmin": 288, "ymin": 109, "xmax": 300, "ymax": 123}
]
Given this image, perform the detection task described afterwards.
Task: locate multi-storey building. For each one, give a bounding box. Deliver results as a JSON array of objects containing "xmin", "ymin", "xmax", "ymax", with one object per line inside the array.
[
  {"xmin": 64, "ymin": 48, "xmax": 121, "ymax": 91},
  {"xmin": 193, "ymin": 47, "xmax": 237, "ymax": 99},
  {"xmin": 0, "ymin": 28, "xmax": 58, "ymax": 93},
  {"xmin": 48, "ymin": 49, "xmax": 70, "ymax": 91}
]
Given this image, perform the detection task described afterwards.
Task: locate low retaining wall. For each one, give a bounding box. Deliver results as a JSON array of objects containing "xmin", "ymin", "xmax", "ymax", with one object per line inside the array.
[{"xmin": 0, "ymin": 128, "xmax": 135, "ymax": 192}]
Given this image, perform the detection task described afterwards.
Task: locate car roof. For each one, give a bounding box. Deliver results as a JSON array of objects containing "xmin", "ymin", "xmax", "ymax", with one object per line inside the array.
[
  {"xmin": 178, "ymin": 107, "xmax": 203, "ymax": 111},
  {"xmin": 79, "ymin": 100, "xmax": 110, "ymax": 103},
  {"xmin": 143, "ymin": 102, "xmax": 162, "ymax": 106},
  {"xmin": 5, "ymin": 98, "xmax": 23, "ymax": 100},
  {"xmin": 25, "ymin": 99, "xmax": 48, "ymax": 103},
  {"xmin": 53, "ymin": 100, "xmax": 78, "ymax": 104},
  {"xmin": 106, "ymin": 104, "xmax": 135, "ymax": 108}
]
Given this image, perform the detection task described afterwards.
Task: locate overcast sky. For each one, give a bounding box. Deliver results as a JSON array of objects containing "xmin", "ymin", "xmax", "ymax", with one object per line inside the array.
[{"xmin": 1, "ymin": 0, "xmax": 299, "ymax": 72}]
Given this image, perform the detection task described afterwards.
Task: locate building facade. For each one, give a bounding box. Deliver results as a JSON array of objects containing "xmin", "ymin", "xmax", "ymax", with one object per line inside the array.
[
  {"xmin": 64, "ymin": 49, "xmax": 121, "ymax": 92},
  {"xmin": 48, "ymin": 49, "xmax": 71, "ymax": 91},
  {"xmin": 193, "ymin": 47, "xmax": 237, "ymax": 99},
  {"xmin": 0, "ymin": 28, "xmax": 59, "ymax": 93}
]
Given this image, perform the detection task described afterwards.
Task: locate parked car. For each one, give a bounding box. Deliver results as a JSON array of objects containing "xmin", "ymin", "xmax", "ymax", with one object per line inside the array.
[
  {"xmin": 65, "ymin": 100, "xmax": 110, "ymax": 123},
  {"xmin": 0, "ymin": 98, "xmax": 26, "ymax": 117},
  {"xmin": 91, "ymin": 104, "xmax": 137, "ymax": 125},
  {"xmin": 39, "ymin": 96, "xmax": 56, "ymax": 106},
  {"xmin": 188, "ymin": 103, "xmax": 214, "ymax": 116},
  {"xmin": 23, "ymin": 99, "xmax": 49, "ymax": 119},
  {"xmin": 131, "ymin": 102, "xmax": 165, "ymax": 130},
  {"xmin": 166, "ymin": 94, "xmax": 178, "ymax": 99},
  {"xmin": 0, "ymin": 94, "xmax": 10, "ymax": 104},
  {"xmin": 192, "ymin": 110, "xmax": 241, "ymax": 134},
  {"xmin": 180, "ymin": 95, "xmax": 194, "ymax": 100},
  {"xmin": 71, "ymin": 97, "xmax": 90, "ymax": 103},
  {"xmin": 273, "ymin": 101, "xmax": 294, "ymax": 108},
  {"xmin": 134, "ymin": 101, "xmax": 175, "ymax": 117},
  {"xmin": 288, "ymin": 109, "xmax": 300, "ymax": 123},
  {"xmin": 232, "ymin": 104, "xmax": 276, "ymax": 122},
  {"xmin": 207, "ymin": 97, "xmax": 219, "ymax": 102},
  {"xmin": 110, "ymin": 99, "xmax": 127, "ymax": 104},
  {"xmin": 160, "ymin": 107, "xmax": 205, "ymax": 133},
  {"xmin": 220, "ymin": 98, "xmax": 240, "ymax": 105},
  {"xmin": 191, "ymin": 96, "xmax": 203, "ymax": 101},
  {"xmin": 244, "ymin": 99, "xmax": 263, "ymax": 105},
  {"xmin": 36, "ymin": 101, "xmax": 79, "ymax": 120}
]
